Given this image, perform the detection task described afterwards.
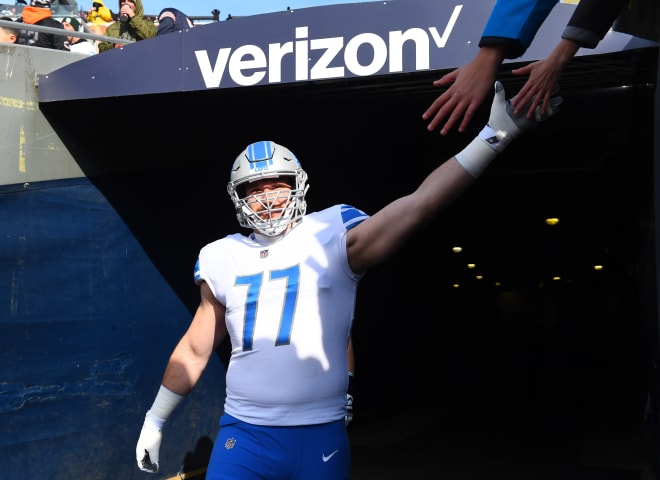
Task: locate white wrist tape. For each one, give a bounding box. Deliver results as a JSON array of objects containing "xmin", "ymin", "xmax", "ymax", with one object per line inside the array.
[
  {"xmin": 454, "ymin": 126, "xmax": 500, "ymax": 178},
  {"xmin": 148, "ymin": 385, "xmax": 184, "ymax": 428},
  {"xmin": 144, "ymin": 410, "xmax": 166, "ymax": 430}
]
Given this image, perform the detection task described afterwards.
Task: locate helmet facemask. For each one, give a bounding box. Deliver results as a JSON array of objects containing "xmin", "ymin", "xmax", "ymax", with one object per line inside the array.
[{"xmin": 228, "ymin": 141, "xmax": 309, "ymax": 237}]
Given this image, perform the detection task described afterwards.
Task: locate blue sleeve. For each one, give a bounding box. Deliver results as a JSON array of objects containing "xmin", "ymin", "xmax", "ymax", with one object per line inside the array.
[{"xmin": 479, "ymin": 0, "xmax": 559, "ymax": 59}]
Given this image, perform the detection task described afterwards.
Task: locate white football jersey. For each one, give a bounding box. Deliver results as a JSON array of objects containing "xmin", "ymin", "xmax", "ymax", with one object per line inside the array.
[{"xmin": 194, "ymin": 204, "xmax": 368, "ymax": 426}]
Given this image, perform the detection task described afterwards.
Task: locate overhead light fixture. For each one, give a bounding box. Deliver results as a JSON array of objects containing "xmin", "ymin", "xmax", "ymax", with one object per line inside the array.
[{"xmin": 545, "ymin": 218, "xmax": 560, "ymax": 226}]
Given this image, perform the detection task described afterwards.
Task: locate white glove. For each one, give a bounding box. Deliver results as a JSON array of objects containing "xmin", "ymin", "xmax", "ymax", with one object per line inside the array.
[
  {"xmin": 345, "ymin": 371, "xmax": 355, "ymax": 427},
  {"xmin": 484, "ymin": 80, "xmax": 563, "ymax": 153},
  {"xmin": 345, "ymin": 393, "xmax": 354, "ymax": 427},
  {"xmin": 455, "ymin": 81, "xmax": 562, "ymax": 177},
  {"xmin": 135, "ymin": 411, "xmax": 163, "ymax": 473}
]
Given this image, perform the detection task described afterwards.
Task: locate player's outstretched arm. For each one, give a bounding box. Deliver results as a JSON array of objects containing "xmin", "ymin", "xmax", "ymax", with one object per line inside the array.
[{"xmin": 350, "ymin": 81, "xmax": 562, "ymax": 274}]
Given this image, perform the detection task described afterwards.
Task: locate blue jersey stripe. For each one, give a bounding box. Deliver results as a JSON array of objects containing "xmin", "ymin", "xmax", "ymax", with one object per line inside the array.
[{"xmin": 341, "ymin": 204, "xmax": 368, "ymax": 230}]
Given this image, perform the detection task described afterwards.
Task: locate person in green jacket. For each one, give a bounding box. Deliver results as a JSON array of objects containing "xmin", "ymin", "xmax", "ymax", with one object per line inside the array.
[{"xmin": 98, "ymin": 0, "xmax": 155, "ymax": 52}]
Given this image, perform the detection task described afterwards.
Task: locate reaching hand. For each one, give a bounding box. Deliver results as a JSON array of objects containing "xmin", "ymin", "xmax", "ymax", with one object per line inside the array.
[
  {"xmin": 510, "ymin": 38, "xmax": 579, "ymax": 118},
  {"xmin": 422, "ymin": 46, "xmax": 506, "ymax": 135},
  {"xmin": 484, "ymin": 81, "xmax": 562, "ymax": 152},
  {"xmin": 135, "ymin": 412, "xmax": 162, "ymax": 473},
  {"xmin": 510, "ymin": 60, "xmax": 561, "ymax": 119},
  {"xmin": 344, "ymin": 393, "xmax": 354, "ymax": 427}
]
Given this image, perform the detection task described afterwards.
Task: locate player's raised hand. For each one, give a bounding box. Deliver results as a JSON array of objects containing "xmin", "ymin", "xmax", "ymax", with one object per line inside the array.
[
  {"xmin": 454, "ymin": 81, "xmax": 562, "ymax": 178},
  {"xmin": 484, "ymin": 80, "xmax": 562, "ymax": 152}
]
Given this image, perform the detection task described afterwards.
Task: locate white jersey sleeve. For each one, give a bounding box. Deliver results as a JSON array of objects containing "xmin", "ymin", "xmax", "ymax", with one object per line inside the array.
[{"xmin": 194, "ymin": 204, "xmax": 368, "ymax": 426}]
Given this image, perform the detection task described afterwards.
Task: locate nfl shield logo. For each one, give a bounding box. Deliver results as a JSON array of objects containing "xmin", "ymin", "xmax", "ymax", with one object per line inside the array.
[
  {"xmin": 225, "ymin": 437, "xmax": 236, "ymax": 450},
  {"xmin": 260, "ymin": 249, "xmax": 269, "ymax": 258}
]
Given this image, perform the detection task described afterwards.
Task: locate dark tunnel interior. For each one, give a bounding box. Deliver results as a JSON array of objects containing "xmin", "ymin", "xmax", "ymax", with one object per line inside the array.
[{"xmin": 40, "ymin": 46, "xmax": 658, "ymax": 438}]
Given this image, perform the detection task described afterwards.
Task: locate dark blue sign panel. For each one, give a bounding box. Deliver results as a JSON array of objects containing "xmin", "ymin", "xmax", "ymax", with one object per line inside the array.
[{"xmin": 38, "ymin": 0, "xmax": 653, "ymax": 102}]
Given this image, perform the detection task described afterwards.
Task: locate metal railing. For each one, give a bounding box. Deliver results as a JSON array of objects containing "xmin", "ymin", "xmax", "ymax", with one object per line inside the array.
[
  {"xmin": 0, "ymin": 9, "xmax": 222, "ymax": 48},
  {"xmin": 0, "ymin": 17, "xmax": 133, "ymax": 46}
]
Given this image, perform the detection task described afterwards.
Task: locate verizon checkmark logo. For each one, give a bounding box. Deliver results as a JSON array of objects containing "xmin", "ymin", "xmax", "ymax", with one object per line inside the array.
[{"xmin": 322, "ymin": 450, "xmax": 338, "ymax": 462}]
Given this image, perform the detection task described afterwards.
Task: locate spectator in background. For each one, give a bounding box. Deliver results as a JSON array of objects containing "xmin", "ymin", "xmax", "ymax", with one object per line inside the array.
[
  {"xmin": 97, "ymin": 0, "xmax": 155, "ymax": 52},
  {"xmin": 0, "ymin": 17, "xmax": 19, "ymax": 43},
  {"xmin": 87, "ymin": 0, "xmax": 116, "ymax": 24},
  {"xmin": 156, "ymin": 7, "xmax": 193, "ymax": 36},
  {"xmin": 19, "ymin": 0, "xmax": 67, "ymax": 50},
  {"xmin": 62, "ymin": 15, "xmax": 96, "ymax": 55},
  {"xmin": 422, "ymin": 0, "xmax": 631, "ymax": 134}
]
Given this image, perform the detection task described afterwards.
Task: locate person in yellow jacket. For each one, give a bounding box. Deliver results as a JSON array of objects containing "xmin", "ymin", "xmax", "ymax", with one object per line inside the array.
[
  {"xmin": 87, "ymin": 0, "xmax": 115, "ymax": 24},
  {"xmin": 97, "ymin": 0, "xmax": 156, "ymax": 52}
]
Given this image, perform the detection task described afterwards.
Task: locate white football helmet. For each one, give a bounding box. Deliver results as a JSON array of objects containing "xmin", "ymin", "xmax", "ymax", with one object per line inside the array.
[{"xmin": 227, "ymin": 140, "xmax": 309, "ymax": 236}]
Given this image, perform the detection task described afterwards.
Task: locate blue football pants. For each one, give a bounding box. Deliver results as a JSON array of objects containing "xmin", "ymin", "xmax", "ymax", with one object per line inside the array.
[{"xmin": 205, "ymin": 414, "xmax": 350, "ymax": 480}]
